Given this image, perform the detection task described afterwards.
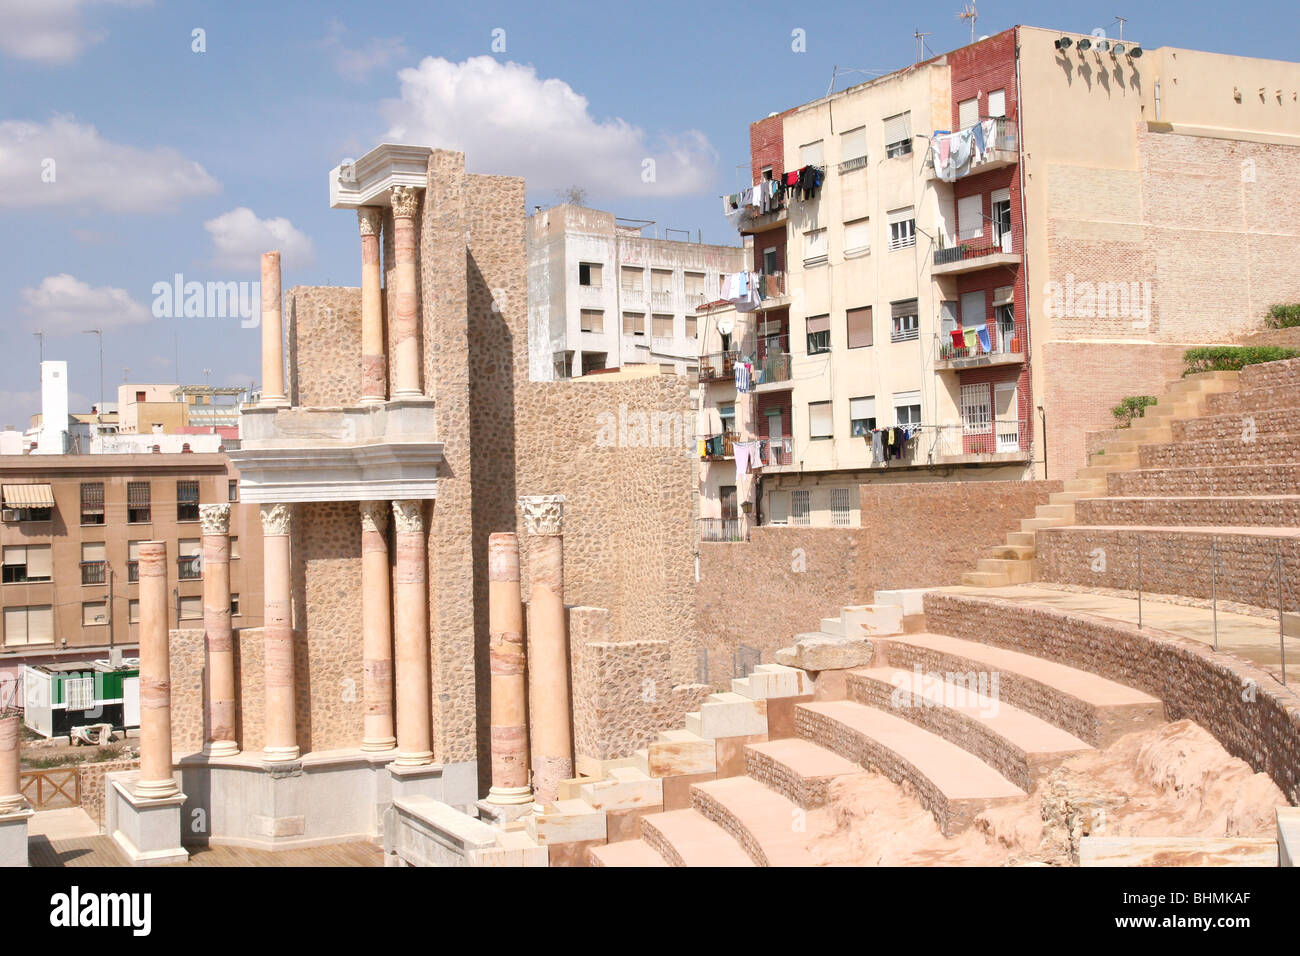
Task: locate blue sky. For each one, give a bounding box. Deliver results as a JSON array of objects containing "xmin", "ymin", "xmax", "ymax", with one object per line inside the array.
[{"xmin": 0, "ymin": 0, "xmax": 1294, "ymax": 427}]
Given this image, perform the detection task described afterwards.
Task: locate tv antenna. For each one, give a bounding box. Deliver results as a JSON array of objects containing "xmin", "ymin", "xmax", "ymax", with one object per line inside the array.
[
  {"xmin": 956, "ymin": 1, "xmax": 978, "ymax": 44},
  {"xmin": 913, "ymin": 28, "xmax": 933, "ymax": 63}
]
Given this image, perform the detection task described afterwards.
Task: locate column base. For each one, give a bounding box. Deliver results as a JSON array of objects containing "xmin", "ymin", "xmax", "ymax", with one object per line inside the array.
[
  {"xmin": 358, "ymin": 395, "xmax": 386, "ymax": 406},
  {"xmin": 203, "ymin": 740, "xmax": 240, "ymax": 758},
  {"xmin": 107, "ymin": 772, "xmax": 189, "ymax": 867},
  {"xmin": 392, "ymin": 388, "xmax": 425, "ymax": 400},
  {"xmin": 486, "ymin": 785, "xmax": 535, "ymax": 807},
  {"xmin": 263, "ymin": 745, "xmax": 301, "ymax": 763},
  {"xmin": 133, "ymin": 777, "xmax": 182, "ymax": 800},
  {"xmin": 258, "ymin": 396, "xmax": 291, "ymax": 408},
  {"xmin": 361, "ymin": 737, "xmax": 398, "ymax": 753},
  {"xmin": 394, "ymin": 751, "xmax": 434, "ymax": 768},
  {"xmin": 476, "ymin": 798, "xmax": 535, "ymax": 825}
]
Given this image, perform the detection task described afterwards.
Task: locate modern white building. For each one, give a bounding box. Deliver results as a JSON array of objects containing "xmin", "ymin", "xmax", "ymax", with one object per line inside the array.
[{"xmin": 527, "ymin": 204, "xmax": 745, "ymax": 380}]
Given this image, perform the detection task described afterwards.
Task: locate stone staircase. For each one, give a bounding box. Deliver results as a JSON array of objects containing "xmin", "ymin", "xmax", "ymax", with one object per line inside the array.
[{"xmin": 964, "ymin": 370, "xmax": 1241, "ymax": 587}]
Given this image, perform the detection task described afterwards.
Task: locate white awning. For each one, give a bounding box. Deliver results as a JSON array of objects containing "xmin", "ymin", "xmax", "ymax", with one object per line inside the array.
[{"xmin": 3, "ymin": 484, "xmax": 55, "ymax": 508}]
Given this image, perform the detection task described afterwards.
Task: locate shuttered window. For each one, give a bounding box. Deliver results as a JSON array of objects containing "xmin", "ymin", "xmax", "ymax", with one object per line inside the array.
[
  {"xmin": 653, "ymin": 314, "xmax": 674, "ymax": 337},
  {"xmin": 957, "ymin": 194, "xmax": 984, "ymax": 240},
  {"xmin": 843, "ymin": 218, "xmax": 870, "ymax": 255},
  {"xmin": 840, "ymin": 126, "xmax": 867, "ymax": 168},
  {"xmin": 809, "ymin": 401, "xmax": 833, "ymax": 439},
  {"xmin": 621, "ymin": 267, "xmax": 643, "ymax": 292},
  {"xmin": 806, "ymin": 314, "xmax": 831, "ymax": 354},
  {"xmin": 883, "ymin": 112, "xmax": 912, "ymax": 156},
  {"xmin": 623, "ymin": 312, "xmax": 644, "ymax": 335},
  {"xmin": 177, "ymin": 480, "xmax": 199, "ymax": 521},
  {"xmin": 127, "ymin": 481, "xmax": 151, "ymax": 523},
  {"xmin": 958, "ymin": 97, "xmax": 979, "ymax": 130},
  {"xmin": 846, "ymin": 307, "xmax": 873, "ymax": 349},
  {"xmin": 803, "ymin": 228, "xmax": 827, "ymax": 264},
  {"xmin": 179, "ymin": 595, "xmax": 202, "ymax": 620},
  {"xmin": 82, "ymin": 602, "xmax": 107, "ymax": 626},
  {"xmin": 769, "ymin": 492, "xmax": 789, "ymax": 525},
  {"xmin": 850, "ymin": 396, "xmax": 876, "ymax": 436},
  {"xmin": 80, "ymin": 482, "xmax": 105, "ymax": 525},
  {"xmin": 800, "ymin": 140, "xmax": 824, "ymax": 167},
  {"xmin": 987, "ymin": 89, "xmax": 1006, "ymax": 118},
  {"xmin": 580, "ymin": 309, "xmax": 604, "ymax": 333}
]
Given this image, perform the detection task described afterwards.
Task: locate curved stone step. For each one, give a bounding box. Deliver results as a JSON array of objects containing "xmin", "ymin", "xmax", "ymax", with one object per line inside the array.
[
  {"xmin": 847, "ymin": 667, "xmax": 1092, "ymax": 791},
  {"xmin": 588, "ymin": 839, "xmax": 670, "ymax": 867},
  {"xmin": 743, "ymin": 738, "xmax": 864, "ymax": 808},
  {"xmin": 872, "ymin": 632, "xmax": 1163, "ymax": 746},
  {"xmin": 1109, "ymin": 463, "xmax": 1300, "ymax": 498},
  {"xmin": 690, "ymin": 776, "xmax": 815, "ymax": 866},
  {"xmin": 795, "ymin": 699, "xmax": 1025, "ymax": 836},
  {"xmin": 639, "ymin": 809, "xmax": 754, "ymax": 867},
  {"xmin": 1075, "ymin": 495, "xmax": 1300, "ymax": 529}
]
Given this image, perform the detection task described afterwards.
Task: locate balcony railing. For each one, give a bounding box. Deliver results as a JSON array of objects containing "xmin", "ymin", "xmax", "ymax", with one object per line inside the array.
[
  {"xmin": 699, "ymin": 517, "xmax": 746, "ymax": 543},
  {"xmin": 757, "ymin": 271, "xmax": 786, "ymax": 300},
  {"xmin": 758, "ymin": 435, "xmax": 794, "ymax": 467},
  {"xmin": 938, "ymin": 323, "xmax": 1022, "ymax": 363},
  {"xmin": 699, "ymin": 350, "xmax": 739, "ymax": 382},
  {"xmin": 178, "ymin": 555, "xmax": 202, "ymax": 580},
  {"xmin": 700, "ymin": 432, "xmax": 739, "ymax": 460},
  {"xmin": 756, "ymin": 334, "xmax": 792, "ymax": 385},
  {"xmin": 934, "ymin": 241, "xmax": 1012, "ymax": 267},
  {"xmin": 80, "ymin": 561, "xmax": 106, "ymax": 586},
  {"xmin": 929, "ymin": 116, "xmax": 1018, "ymax": 181},
  {"xmin": 930, "ymin": 418, "xmax": 1032, "ymax": 459}
]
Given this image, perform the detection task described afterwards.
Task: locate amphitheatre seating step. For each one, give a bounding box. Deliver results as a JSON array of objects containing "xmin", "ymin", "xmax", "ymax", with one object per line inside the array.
[
  {"xmin": 691, "ymin": 776, "xmax": 816, "ymax": 866},
  {"xmin": 1074, "ymin": 495, "xmax": 1300, "ymax": 528},
  {"xmin": 684, "ymin": 691, "xmax": 767, "ymax": 739},
  {"xmin": 1139, "ymin": 432, "xmax": 1300, "ymax": 469},
  {"xmin": 795, "ymin": 699, "xmax": 1025, "ymax": 835},
  {"xmin": 847, "ymin": 666, "xmax": 1092, "ymax": 791},
  {"xmin": 976, "ymin": 557, "xmax": 1033, "ymax": 583},
  {"xmin": 732, "ymin": 663, "xmax": 811, "ymax": 700},
  {"xmin": 639, "ymin": 809, "xmax": 755, "ymax": 867},
  {"xmin": 1239, "ymin": 357, "xmax": 1300, "ymax": 391},
  {"xmin": 870, "ymin": 632, "xmax": 1163, "ymax": 747},
  {"xmin": 1207, "ymin": 381, "xmax": 1300, "ymax": 416},
  {"xmin": 1174, "ymin": 406, "xmax": 1300, "ymax": 443},
  {"xmin": 1109, "ymin": 463, "xmax": 1300, "ymax": 498},
  {"xmin": 961, "ymin": 570, "xmax": 1011, "ymax": 587},
  {"xmin": 743, "ymin": 738, "xmax": 864, "ymax": 808},
  {"xmin": 588, "ymin": 839, "xmax": 670, "ymax": 867}
]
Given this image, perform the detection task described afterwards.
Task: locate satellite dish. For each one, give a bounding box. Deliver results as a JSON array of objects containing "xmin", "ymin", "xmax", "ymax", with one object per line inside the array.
[{"xmin": 717, "ymin": 316, "xmax": 735, "ymax": 336}]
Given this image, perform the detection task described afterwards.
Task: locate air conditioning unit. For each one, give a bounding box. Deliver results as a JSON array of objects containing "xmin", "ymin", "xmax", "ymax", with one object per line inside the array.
[{"xmin": 2, "ymin": 509, "xmax": 18, "ymax": 522}]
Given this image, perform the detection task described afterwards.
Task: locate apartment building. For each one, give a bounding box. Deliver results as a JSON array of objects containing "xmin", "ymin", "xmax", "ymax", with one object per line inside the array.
[
  {"xmin": 702, "ymin": 25, "xmax": 1299, "ymax": 527},
  {"xmin": 0, "ymin": 453, "xmax": 263, "ymax": 694},
  {"xmin": 527, "ymin": 203, "xmax": 745, "ymax": 379}
]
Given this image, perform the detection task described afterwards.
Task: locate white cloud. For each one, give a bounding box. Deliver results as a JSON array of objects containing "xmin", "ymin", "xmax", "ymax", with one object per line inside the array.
[
  {"xmin": 203, "ymin": 207, "xmax": 315, "ymax": 272},
  {"xmin": 382, "ymin": 56, "xmax": 717, "ymax": 198},
  {"xmin": 321, "ymin": 18, "xmax": 408, "ymax": 82},
  {"xmin": 20, "ymin": 273, "xmax": 151, "ymax": 333},
  {"xmin": 0, "ymin": 114, "xmax": 219, "ymax": 211},
  {"xmin": 0, "ymin": 0, "xmax": 151, "ymax": 65}
]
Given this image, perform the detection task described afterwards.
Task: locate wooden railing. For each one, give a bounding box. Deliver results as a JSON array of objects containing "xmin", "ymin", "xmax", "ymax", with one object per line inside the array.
[{"xmin": 20, "ymin": 767, "xmax": 81, "ymax": 809}]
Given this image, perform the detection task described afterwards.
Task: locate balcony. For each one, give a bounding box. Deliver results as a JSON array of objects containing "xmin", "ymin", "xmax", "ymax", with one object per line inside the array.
[
  {"xmin": 699, "ymin": 517, "xmax": 746, "ymax": 543},
  {"xmin": 700, "ymin": 432, "xmax": 739, "ymax": 461},
  {"xmin": 754, "ymin": 335, "xmax": 793, "ymax": 390},
  {"xmin": 931, "ymin": 240, "xmax": 1021, "ymax": 277},
  {"xmin": 737, "ymin": 194, "xmax": 790, "ymax": 235},
  {"xmin": 930, "ymin": 419, "xmax": 1032, "ymax": 464},
  {"xmin": 80, "ymin": 561, "xmax": 106, "ymax": 586},
  {"xmin": 699, "ymin": 350, "xmax": 739, "ymax": 383},
  {"xmin": 928, "ymin": 116, "xmax": 1018, "ymax": 182},
  {"xmin": 758, "ymin": 435, "xmax": 794, "ymax": 468},
  {"xmin": 935, "ymin": 325, "xmax": 1025, "ymax": 371},
  {"xmin": 178, "ymin": 555, "xmax": 202, "ymax": 580},
  {"xmin": 757, "ymin": 272, "xmax": 788, "ymax": 307}
]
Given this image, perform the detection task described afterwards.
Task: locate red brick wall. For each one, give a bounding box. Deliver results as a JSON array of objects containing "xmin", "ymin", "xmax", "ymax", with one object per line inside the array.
[
  {"xmin": 945, "ymin": 29, "xmax": 1018, "ymax": 129},
  {"xmin": 752, "ymin": 224, "xmax": 786, "ymax": 274},
  {"xmin": 749, "ymin": 111, "xmax": 790, "ymax": 184},
  {"xmin": 756, "ymin": 393, "xmax": 792, "ymax": 438}
]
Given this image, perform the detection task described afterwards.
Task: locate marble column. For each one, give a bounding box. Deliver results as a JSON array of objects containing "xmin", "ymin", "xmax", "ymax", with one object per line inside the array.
[
  {"xmin": 136, "ymin": 541, "xmax": 180, "ymax": 798},
  {"xmin": 200, "ymin": 504, "xmax": 238, "ymax": 757},
  {"xmin": 486, "ymin": 533, "xmax": 532, "ymax": 806},
  {"xmin": 360, "ymin": 501, "xmax": 396, "ymax": 752},
  {"xmin": 392, "ymin": 500, "xmax": 432, "ymax": 766},
  {"xmin": 0, "ymin": 714, "xmax": 23, "ymax": 814},
  {"xmin": 358, "ymin": 207, "xmax": 387, "ymax": 405},
  {"xmin": 260, "ymin": 504, "xmax": 298, "ymax": 762},
  {"xmin": 519, "ymin": 495, "xmax": 572, "ymax": 805},
  {"xmin": 389, "ymin": 186, "xmax": 423, "ymax": 398},
  {"xmin": 259, "ymin": 250, "xmax": 288, "ymax": 406}
]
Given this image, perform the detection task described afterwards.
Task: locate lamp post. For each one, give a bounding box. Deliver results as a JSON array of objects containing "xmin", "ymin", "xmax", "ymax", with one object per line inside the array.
[
  {"xmin": 1037, "ymin": 404, "xmax": 1047, "ymax": 480},
  {"xmin": 83, "ymin": 328, "xmax": 103, "ymax": 429}
]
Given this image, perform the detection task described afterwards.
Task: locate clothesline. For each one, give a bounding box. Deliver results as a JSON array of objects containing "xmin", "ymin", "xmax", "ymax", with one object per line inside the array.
[
  {"xmin": 930, "ymin": 118, "xmax": 1012, "ymax": 182},
  {"xmin": 721, "ymin": 165, "xmax": 825, "ymax": 228}
]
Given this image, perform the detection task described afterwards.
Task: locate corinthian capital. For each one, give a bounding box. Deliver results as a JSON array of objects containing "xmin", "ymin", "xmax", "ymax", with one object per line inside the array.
[
  {"xmin": 359, "ymin": 500, "xmax": 389, "ymax": 534},
  {"xmin": 391, "ymin": 499, "xmax": 424, "ymax": 534},
  {"xmin": 390, "ymin": 185, "xmax": 422, "ymax": 220},
  {"xmin": 358, "ymin": 206, "xmax": 383, "ymax": 237},
  {"xmin": 519, "ymin": 495, "xmax": 565, "ymax": 536},
  {"xmin": 199, "ymin": 503, "xmax": 232, "ymax": 535},
  {"xmin": 259, "ymin": 503, "xmax": 293, "ymax": 536}
]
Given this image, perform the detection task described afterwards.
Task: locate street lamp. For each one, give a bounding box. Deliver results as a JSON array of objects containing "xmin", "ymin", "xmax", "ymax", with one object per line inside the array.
[
  {"xmin": 83, "ymin": 328, "xmax": 103, "ymax": 429},
  {"xmin": 1037, "ymin": 404, "xmax": 1047, "ymax": 480}
]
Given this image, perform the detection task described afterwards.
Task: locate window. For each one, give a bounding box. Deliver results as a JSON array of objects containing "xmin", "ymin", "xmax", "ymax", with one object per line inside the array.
[
  {"xmin": 769, "ymin": 491, "xmax": 789, "ymax": 525},
  {"xmin": 957, "ymin": 194, "xmax": 984, "ymax": 241},
  {"xmin": 620, "ymin": 267, "xmax": 643, "ymax": 292},
  {"xmin": 652, "ymin": 313, "xmax": 674, "ymax": 338},
  {"xmin": 846, "ymin": 307, "xmax": 873, "ymax": 349},
  {"xmin": 830, "ymin": 488, "xmax": 852, "ymax": 526},
  {"xmin": 179, "ymin": 595, "xmax": 202, "ymax": 621},
  {"xmin": 178, "ymin": 538, "xmax": 202, "ymax": 580},
  {"xmin": 135, "ymin": 390, "xmax": 147, "ymax": 403},
  {"xmin": 11, "ymin": 506, "xmax": 52, "ymax": 522},
  {"xmin": 806, "ymin": 314, "xmax": 831, "ymax": 354},
  {"xmin": 840, "ymin": 126, "xmax": 867, "ymax": 171},
  {"xmin": 552, "ymin": 352, "xmax": 572, "ymax": 380},
  {"xmin": 580, "ymin": 309, "xmax": 604, "ymax": 334},
  {"xmin": 580, "ymin": 352, "xmax": 607, "ymax": 375},
  {"xmin": 231, "ymin": 594, "xmax": 241, "ymax": 617},
  {"xmin": 658, "ymin": 363, "xmax": 676, "ymax": 375},
  {"xmin": 843, "ymin": 218, "xmax": 870, "ymax": 256},
  {"xmin": 719, "ymin": 405, "xmax": 736, "ymax": 435},
  {"xmin": 992, "ymin": 188, "xmax": 1012, "ymax": 252},
  {"xmin": 80, "ymin": 482, "xmax": 105, "ymax": 525},
  {"xmin": 578, "ymin": 262, "xmax": 602, "ymax": 287},
  {"xmin": 850, "ymin": 396, "xmax": 877, "ymax": 437},
  {"xmin": 81, "ymin": 542, "xmax": 106, "ymax": 585},
  {"xmin": 650, "ymin": 269, "xmax": 672, "ymax": 294},
  {"xmin": 987, "ymin": 89, "xmax": 1006, "ymax": 118},
  {"xmin": 958, "ymin": 97, "xmax": 979, "ymax": 130},
  {"xmin": 229, "ymin": 536, "xmax": 239, "ymax": 559},
  {"xmin": 791, "ymin": 490, "xmax": 811, "ymax": 526},
  {"xmin": 888, "ymin": 209, "xmax": 916, "ymax": 250},
  {"xmin": 3, "ymin": 605, "xmax": 53, "ymax": 646},
  {"xmin": 762, "ymin": 247, "xmax": 778, "ymax": 275},
  {"xmin": 127, "ymin": 481, "xmax": 151, "ymax": 523},
  {"xmin": 961, "ymin": 382, "xmax": 993, "ymax": 434},
  {"xmin": 891, "ymin": 299, "xmax": 920, "ymax": 342},
  {"xmin": 893, "ymin": 390, "xmax": 922, "ymax": 426},
  {"xmin": 883, "ymin": 112, "xmax": 913, "ymax": 157},
  {"xmin": 177, "ymin": 480, "xmax": 199, "ymax": 521},
  {"xmin": 799, "ymin": 140, "xmax": 824, "ymax": 168},
  {"xmin": 65, "ymin": 677, "xmax": 94, "ymax": 711},
  {"xmin": 623, "ymin": 311, "xmax": 645, "ymax": 335},
  {"xmin": 960, "ymin": 291, "xmax": 987, "ymax": 344},
  {"xmin": 684, "ymin": 272, "xmax": 706, "ymax": 297},
  {"xmin": 228, "ymin": 479, "xmax": 238, "ymax": 503},
  {"xmin": 3, "ymin": 545, "xmax": 51, "ymax": 583},
  {"xmin": 128, "ymin": 600, "xmax": 139, "ymax": 624},
  {"xmin": 803, "ymin": 228, "xmax": 828, "ymax": 266},
  {"xmin": 809, "ymin": 401, "xmax": 833, "ymax": 440},
  {"xmin": 127, "ymin": 540, "xmax": 140, "ymax": 582},
  {"xmin": 82, "ymin": 601, "xmax": 107, "ymax": 626},
  {"xmin": 685, "ymin": 314, "xmax": 698, "ymax": 338}
]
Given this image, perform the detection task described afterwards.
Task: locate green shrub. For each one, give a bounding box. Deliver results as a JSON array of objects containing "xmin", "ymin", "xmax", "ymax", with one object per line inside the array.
[
  {"xmin": 1265, "ymin": 304, "xmax": 1300, "ymax": 330},
  {"xmin": 1183, "ymin": 345, "xmax": 1300, "ymax": 376},
  {"xmin": 1111, "ymin": 395, "xmax": 1157, "ymax": 427}
]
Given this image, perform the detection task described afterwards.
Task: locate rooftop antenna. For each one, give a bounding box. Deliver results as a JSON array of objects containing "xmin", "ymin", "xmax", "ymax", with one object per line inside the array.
[
  {"xmin": 1113, "ymin": 16, "xmax": 1127, "ymax": 41},
  {"xmin": 122, "ymin": 367, "xmax": 130, "ymax": 383},
  {"xmin": 913, "ymin": 28, "xmax": 933, "ymax": 63},
  {"xmin": 956, "ymin": 1, "xmax": 978, "ymax": 44}
]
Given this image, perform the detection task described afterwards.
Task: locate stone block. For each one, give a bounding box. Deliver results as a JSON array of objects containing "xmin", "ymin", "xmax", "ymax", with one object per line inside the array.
[
  {"xmin": 526, "ymin": 799, "xmax": 607, "ymax": 845},
  {"xmin": 577, "ymin": 766, "xmax": 662, "ymax": 811},
  {"xmin": 693, "ymin": 693, "xmax": 767, "ymax": 738},
  {"xmin": 775, "ymin": 635, "xmax": 873, "ymax": 671},
  {"xmin": 841, "ymin": 604, "xmax": 903, "ymax": 638}
]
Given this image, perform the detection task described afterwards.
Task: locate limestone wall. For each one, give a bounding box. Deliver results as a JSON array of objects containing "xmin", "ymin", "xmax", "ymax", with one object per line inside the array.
[
  {"xmin": 286, "ymin": 286, "xmax": 363, "ymax": 408},
  {"xmin": 79, "ymin": 757, "xmax": 139, "ymax": 827}
]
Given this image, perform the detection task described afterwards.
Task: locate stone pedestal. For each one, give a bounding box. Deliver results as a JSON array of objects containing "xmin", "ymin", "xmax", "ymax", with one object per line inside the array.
[
  {"xmin": 519, "ymin": 495, "xmax": 573, "ymax": 805},
  {"xmin": 259, "ymin": 250, "xmax": 289, "ymax": 406},
  {"xmin": 260, "ymin": 504, "xmax": 299, "ymax": 762},
  {"xmin": 360, "ymin": 502, "xmax": 396, "ymax": 751},
  {"xmin": 392, "ymin": 500, "xmax": 432, "ymax": 766},
  {"xmin": 106, "ymin": 771, "xmax": 188, "ymax": 866},
  {"xmin": 486, "ymin": 532, "xmax": 532, "ymax": 807},
  {"xmin": 200, "ymin": 504, "xmax": 238, "ymax": 756}
]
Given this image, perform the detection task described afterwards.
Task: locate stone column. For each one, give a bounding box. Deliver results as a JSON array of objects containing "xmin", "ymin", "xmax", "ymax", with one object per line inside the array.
[
  {"xmin": 389, "ymin": 186, "xmax": 423, "ymax": 398},
  {"xmin": 358, "ymin": 207, "xmax": 387, "ymax": 404},
  {"xmin": 136, "ymin": 541, "xmax": 180, "ymax": 798},
  {"xmin": 0, "ymin": 714, "xmax": 22, "ymax": 813},
  {"xmin": 486, "ymin": 533, "xmax": 532, "ymax": 806},
  {"xmin": 519, "ymin": 495, "xmax": 572, "ymax": 805},
  {"xmin": 391, "ymin": 500, "xmax": 432, "ymax": 766},
  {"xmin": 259, "ymin": 250, "xmax": 288, "ymax": 406},
  {"xmin": 360, "ymin": 501, "xmax": 395, "ymax": 752},
  {"xmin": 260, "ymin": 504, "xmax": 298, "ymax": 762},
  {"xmin": 200, "ymin": 504, "xmax": 238, "ymax": 757}
]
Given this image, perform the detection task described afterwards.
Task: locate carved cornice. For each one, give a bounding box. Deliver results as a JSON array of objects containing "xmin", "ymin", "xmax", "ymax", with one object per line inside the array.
[
  {"xmin": 199, "ymin": 503, "xmax": 231, "ymax": 535},
  {"xmin": 259, "ymin": 503, "xmax": 293, "ymax": 536},
  {"xmin": 391, "ymin": 499, "xmax": 423, "ymax": 534},
  {"xmin": 390, "ymin": 185, "xmax": 422, "ymax": 220},
  {"xmin": 519, "ymin": 495, "xmax": 565, "ymax": 536},
  {"xmin": 359, "ymin": 500, "xmax": 389, "ymax": 534},
  {"xmin": 358, "ymin": 206, "xmax": 384, "ymax": 237}
]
